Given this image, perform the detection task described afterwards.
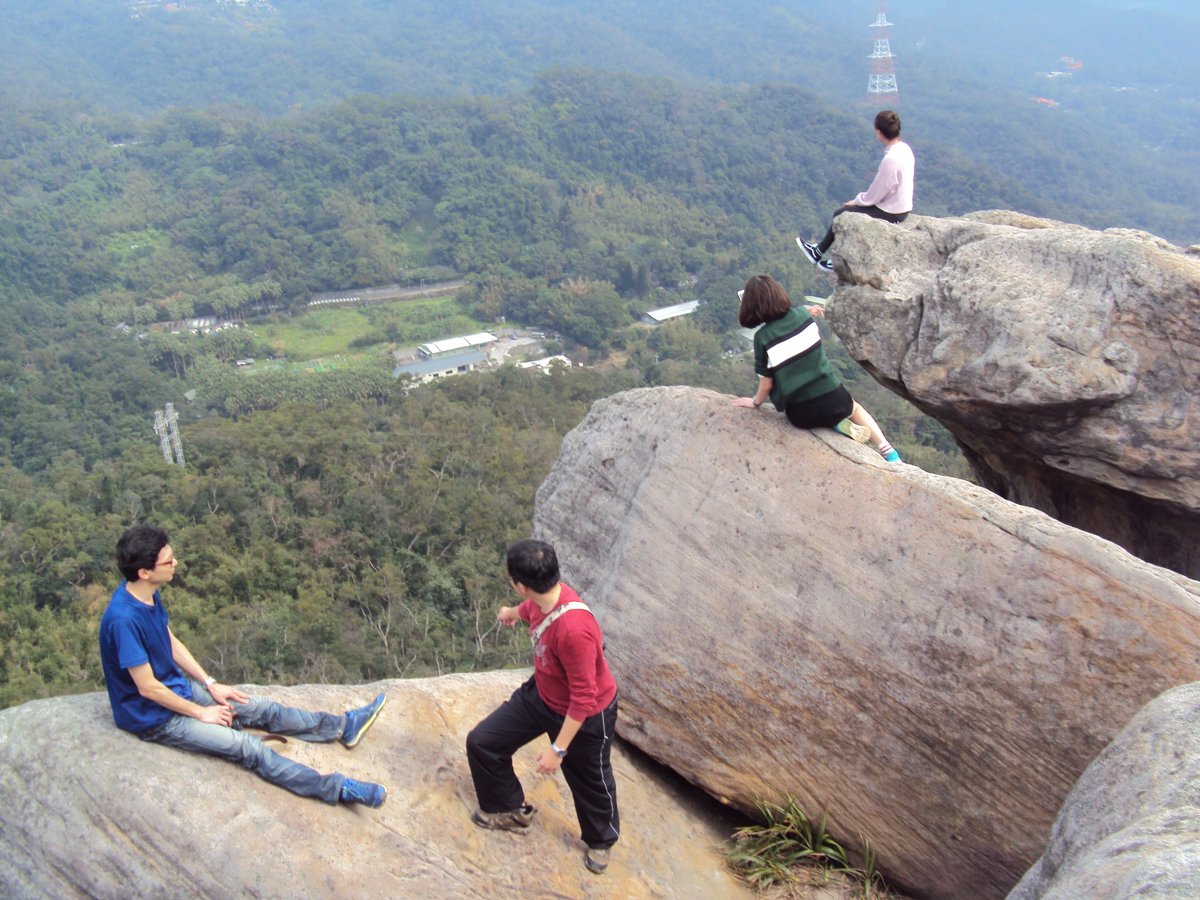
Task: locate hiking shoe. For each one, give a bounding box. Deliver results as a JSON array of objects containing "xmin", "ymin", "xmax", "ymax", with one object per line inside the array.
[
  {"xmin": 818, "ymin": 258, "xmax": 834, "ymax": 272},
  {"xmin": 834, "ymin": 419, "xmax": 872, "ymax": 443},
  {"xmin": 340, "ymin": 777, "xmax": 387, "ymax": 808},
  {"xmin": 471, "ymin": 804, "xmax": 536, "ymax": 833},
  {"xmin": 341, "ymin": 693, "xmax": 386, "ymax": 748},
  {"xmin": 796, "ymin": 237, "xmax": 823, "ymax": 265},
  {"xmin": 882, "ymin": 448, "xmax": 902, "ymax": 463},
  {"xmin": 584, "ymin": 847, "xmax": 610, "ymax": 874}
]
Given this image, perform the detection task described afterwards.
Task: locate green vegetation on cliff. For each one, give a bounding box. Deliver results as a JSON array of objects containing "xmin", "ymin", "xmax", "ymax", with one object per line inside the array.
[{"xmin": 0, "ymin": 56, "xmax": 1108, "ymax": 708}]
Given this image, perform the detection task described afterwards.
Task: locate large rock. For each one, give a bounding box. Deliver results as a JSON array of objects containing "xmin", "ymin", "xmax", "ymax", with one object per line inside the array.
[
  {"xmin": 533, "ymin": 386, "xmax": 1200, "ymax": 899},
  {"xmin": 0, "ymin": 671, "xmax": 749, "ymax": 899},
  {"xmin": 1010, "ymin": 681, "xmax": 1200, "ymax": 899},
  {"xmin": 825, "ymin": 211, "xmax": 1200, "ymax": 578}
]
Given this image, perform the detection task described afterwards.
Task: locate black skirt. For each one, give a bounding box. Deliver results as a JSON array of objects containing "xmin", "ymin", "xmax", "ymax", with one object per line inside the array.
[{"xmin": 785, "ymin": 384, "xmax": 854, "ymax": 429}]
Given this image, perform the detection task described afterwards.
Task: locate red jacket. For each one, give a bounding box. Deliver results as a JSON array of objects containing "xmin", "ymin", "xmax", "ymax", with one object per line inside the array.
[{"xmin": 519, "ymin": 583, "xmax": 617, "ymax": 721}]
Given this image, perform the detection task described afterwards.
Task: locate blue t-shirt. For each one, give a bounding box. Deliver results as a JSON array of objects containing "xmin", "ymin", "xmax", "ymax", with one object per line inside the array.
[{"xmin": 98, "ymin": 582, "xmax": 193, "ymax": 733}]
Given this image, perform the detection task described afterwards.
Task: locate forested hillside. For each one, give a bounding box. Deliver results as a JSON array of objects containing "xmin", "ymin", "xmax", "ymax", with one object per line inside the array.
[
  {"xmin": 2, "ymin": 68, "xmax": 972, "ymax": 707},
  {"xmin": 0, "ymin": 368, "xmax": 646, "ymax": 707},
  {"xmin": 1, "ymin": 1, "xmax": 1192, "ymax": 708},
  {"xmin": 0, "ymin": 69, "xmax": 1035, "ymax": 474},
  {"xmin": 3, "ymin": 0, "xmax": 1197, "ymax": 240}
]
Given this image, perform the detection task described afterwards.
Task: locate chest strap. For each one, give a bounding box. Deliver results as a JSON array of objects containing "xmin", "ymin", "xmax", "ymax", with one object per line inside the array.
[{"xmin": 530, "ymin": 601, "xmax": 592, "ymax": 647}]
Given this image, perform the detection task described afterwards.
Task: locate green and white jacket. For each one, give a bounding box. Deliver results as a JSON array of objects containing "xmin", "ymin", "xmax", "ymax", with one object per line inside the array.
[{"xmin": 753, "ymin": 307, "xmax": 840, "ymax": 411}]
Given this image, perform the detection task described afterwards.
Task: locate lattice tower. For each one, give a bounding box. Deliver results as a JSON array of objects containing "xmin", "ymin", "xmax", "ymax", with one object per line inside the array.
[
  {"xmin": 153, "ymin": 409, "xmax": 172, "ymax": 465},
  {"xmin": 867, "ymin": 7, "xmax": 899, "ymax": 104},
  {"xmin": 152, "ymin": 402, "xmax": 186, "ymax": 467}
]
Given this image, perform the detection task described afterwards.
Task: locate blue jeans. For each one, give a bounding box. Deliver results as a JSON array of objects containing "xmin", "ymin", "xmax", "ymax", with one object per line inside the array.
[{"xmin": 139, "ymin": 677, "xmax": 348, "ymax": 803}]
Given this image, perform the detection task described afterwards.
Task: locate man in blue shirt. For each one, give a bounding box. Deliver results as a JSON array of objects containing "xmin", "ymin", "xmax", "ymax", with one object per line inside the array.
[{"xmin": 99, "ymin": 524, "xmax": 388, "ymax": 807}]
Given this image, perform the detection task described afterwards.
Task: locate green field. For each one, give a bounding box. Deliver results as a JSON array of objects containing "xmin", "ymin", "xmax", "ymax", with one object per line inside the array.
[{"xmin": 251, "ymin": 296, "xmax": 488, "ymax": 362}]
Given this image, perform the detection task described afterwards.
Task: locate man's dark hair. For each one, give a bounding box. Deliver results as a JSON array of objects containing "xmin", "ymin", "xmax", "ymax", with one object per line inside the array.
[
  {"xmin": 737, "ymin": 275, "xmax": 791, "ymax": 328},
  {"xmin": 506, "ymin": 539, "xmax": 560, "ymax": 594},
  {"xmin": 874, "ymin": 109, "xmax": 901, "ymax": 140},
  {"xmin": 117, "ymin": 524, "xmax": 170, "ymax": 582}
]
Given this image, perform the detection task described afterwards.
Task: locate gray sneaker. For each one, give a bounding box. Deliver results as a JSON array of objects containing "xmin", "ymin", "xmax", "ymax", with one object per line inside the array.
[
  {"xmin": 472, "ymin": 804, "xmax": 536, "ymax": 833},
  {"xmin": 584, "ymin": 847, "xmax": 610, "ymax": 874}
]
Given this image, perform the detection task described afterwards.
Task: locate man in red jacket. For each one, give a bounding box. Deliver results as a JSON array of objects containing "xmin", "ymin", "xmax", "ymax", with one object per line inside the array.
[{"xmin": 466, "ymin": 539, "xmax": 620, "ymax": 875}]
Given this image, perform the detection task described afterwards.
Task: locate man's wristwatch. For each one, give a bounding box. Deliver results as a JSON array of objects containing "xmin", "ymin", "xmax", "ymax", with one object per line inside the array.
[{"xmin": 551, "ymin": 743, "xmax": 567, "ymax": 758}]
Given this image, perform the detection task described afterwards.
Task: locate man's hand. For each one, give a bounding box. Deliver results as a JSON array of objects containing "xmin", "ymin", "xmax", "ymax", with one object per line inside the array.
[
  {"xmin": 196, "ymin": 704, "xmax": 235, "ymax": 727},
  {"xmin": 208, "ymin": 682, "xmax": 250, "ymax": 705},
  {"xmin": 535, "ymin": 746, "xmax": 564, "ymax": 775},
  {"xmin": 497, "ymin": 606, "xmax": 521, "ymax": 627}
]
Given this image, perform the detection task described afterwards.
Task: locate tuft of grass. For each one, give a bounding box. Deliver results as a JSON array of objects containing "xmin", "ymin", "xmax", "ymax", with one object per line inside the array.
[{"xmin": 725, "ymin": 797, "xmax": 890, "ymax": 898}]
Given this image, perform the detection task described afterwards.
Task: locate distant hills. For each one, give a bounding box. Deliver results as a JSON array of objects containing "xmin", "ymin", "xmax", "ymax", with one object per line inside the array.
[{"xmin": 2, "ymin": 0, "xmax": 1196, "ymax": 243}]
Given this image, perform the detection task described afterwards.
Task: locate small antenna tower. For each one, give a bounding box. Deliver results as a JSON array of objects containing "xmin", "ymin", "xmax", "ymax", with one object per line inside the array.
[
  {"xmin": 867, "ymin": 5, "xmax": 899, "ymax": 106},
  {"xmin": 153, "ymin": 402, "xmax": 186, "ymax": 467}
]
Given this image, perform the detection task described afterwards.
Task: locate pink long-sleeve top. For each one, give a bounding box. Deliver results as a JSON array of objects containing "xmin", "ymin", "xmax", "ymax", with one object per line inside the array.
[{"xmin": 852, "ymin": 139, "xmax": 915, "ymax": 214}]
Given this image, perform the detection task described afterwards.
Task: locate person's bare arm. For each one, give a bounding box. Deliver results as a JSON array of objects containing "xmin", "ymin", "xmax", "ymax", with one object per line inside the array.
[
  {"xmin": 169, "ymin": 629, "xmax": 249, "ymax": 705},
  {"xmin": 128, "ymin": 663, "xmax": 233, "ymax": 726}
]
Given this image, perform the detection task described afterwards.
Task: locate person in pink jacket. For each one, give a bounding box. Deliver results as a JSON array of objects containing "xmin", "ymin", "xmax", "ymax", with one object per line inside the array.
[{"xmin": 798, "ymin": 109, "xmax": 914, "ymax": 271}]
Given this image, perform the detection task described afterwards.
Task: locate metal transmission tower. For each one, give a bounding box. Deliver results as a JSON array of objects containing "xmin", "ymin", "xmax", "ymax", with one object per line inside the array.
[
  {"xmin": 153, "ymin": 409, "xmax": 172, "ymax": 464},
  {"xmin": 153, "ymin": 402, "xmax": 185, "ymax": 467},
  {"xmin": 867, "ymin": 7, "xmax": 899, "ymax": 106}
]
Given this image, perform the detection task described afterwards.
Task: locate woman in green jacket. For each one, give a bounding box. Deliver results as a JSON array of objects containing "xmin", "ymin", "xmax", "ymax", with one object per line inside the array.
[{"xmin": 731, "ymin": 274, "xmax": 900, "ymax": 463}]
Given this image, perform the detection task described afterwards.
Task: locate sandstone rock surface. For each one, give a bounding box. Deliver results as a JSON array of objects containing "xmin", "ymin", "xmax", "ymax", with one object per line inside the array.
[
  {"xmin": 825, "ymin": 211, "xmax": 1200, "ymax": 578},
  {"xmin": 533, "ymin": 385, "xmax": 1200, "ymax": 899},
  {"xmin": 0, "ymin": 671, "xmax": 749, "ymax": 899},
  {"xmin": 1010, "ymin": 681, "xmax": 1200, "ymax": 899}
]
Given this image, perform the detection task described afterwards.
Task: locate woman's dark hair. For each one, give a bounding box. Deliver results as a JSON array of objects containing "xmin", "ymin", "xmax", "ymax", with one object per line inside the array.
[
  {"xmin": 506, "ymin": 539, "xmax": 561, "ymax": 594},
  {"xmin": 874, "ymin": 109, "xmax": 901, "ymax": 140},
  {"xmin": 116, "ymin": 524, "xmax": 170, "ymax": 582},
  {"xmin": 737, "ymin": 275, "xmax": 791, "ymax": 328}
]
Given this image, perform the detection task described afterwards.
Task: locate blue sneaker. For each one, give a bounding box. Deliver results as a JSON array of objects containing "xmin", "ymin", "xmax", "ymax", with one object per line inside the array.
[
  {"xmin": 340, "ymin": 777, "xmax": 387, "ymax": 808},
  {"xmin": 882, "ymin": 448, "xmax": 902, "ymax": 463},
  {"xmin": 341, "ymin": 693, "xmax": 386, "ymax": 748}
]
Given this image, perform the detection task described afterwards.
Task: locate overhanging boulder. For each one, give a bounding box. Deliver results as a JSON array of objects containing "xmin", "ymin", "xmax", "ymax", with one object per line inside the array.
[{"xmin": 826, "ymin": 211, "xmax": 1200, "ymax": 578}]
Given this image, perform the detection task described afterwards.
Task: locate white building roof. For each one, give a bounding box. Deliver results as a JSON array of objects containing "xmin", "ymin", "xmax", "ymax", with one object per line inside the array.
[
  {"xmin": 643, "ymin": 300, "xmax": 700, "ymax": 323},
  {"xmin": 418, "ymin": 332, "xmax": 498, "ymax": 357},
  {"xmin": 516, "ymin": 355, "xmax": 572, "ymax": 371}
]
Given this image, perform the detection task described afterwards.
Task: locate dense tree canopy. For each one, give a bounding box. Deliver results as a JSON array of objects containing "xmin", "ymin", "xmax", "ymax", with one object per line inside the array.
[{"xmin": 0, "ymin": 59, "xmax": 1118, "ymax": 709}]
